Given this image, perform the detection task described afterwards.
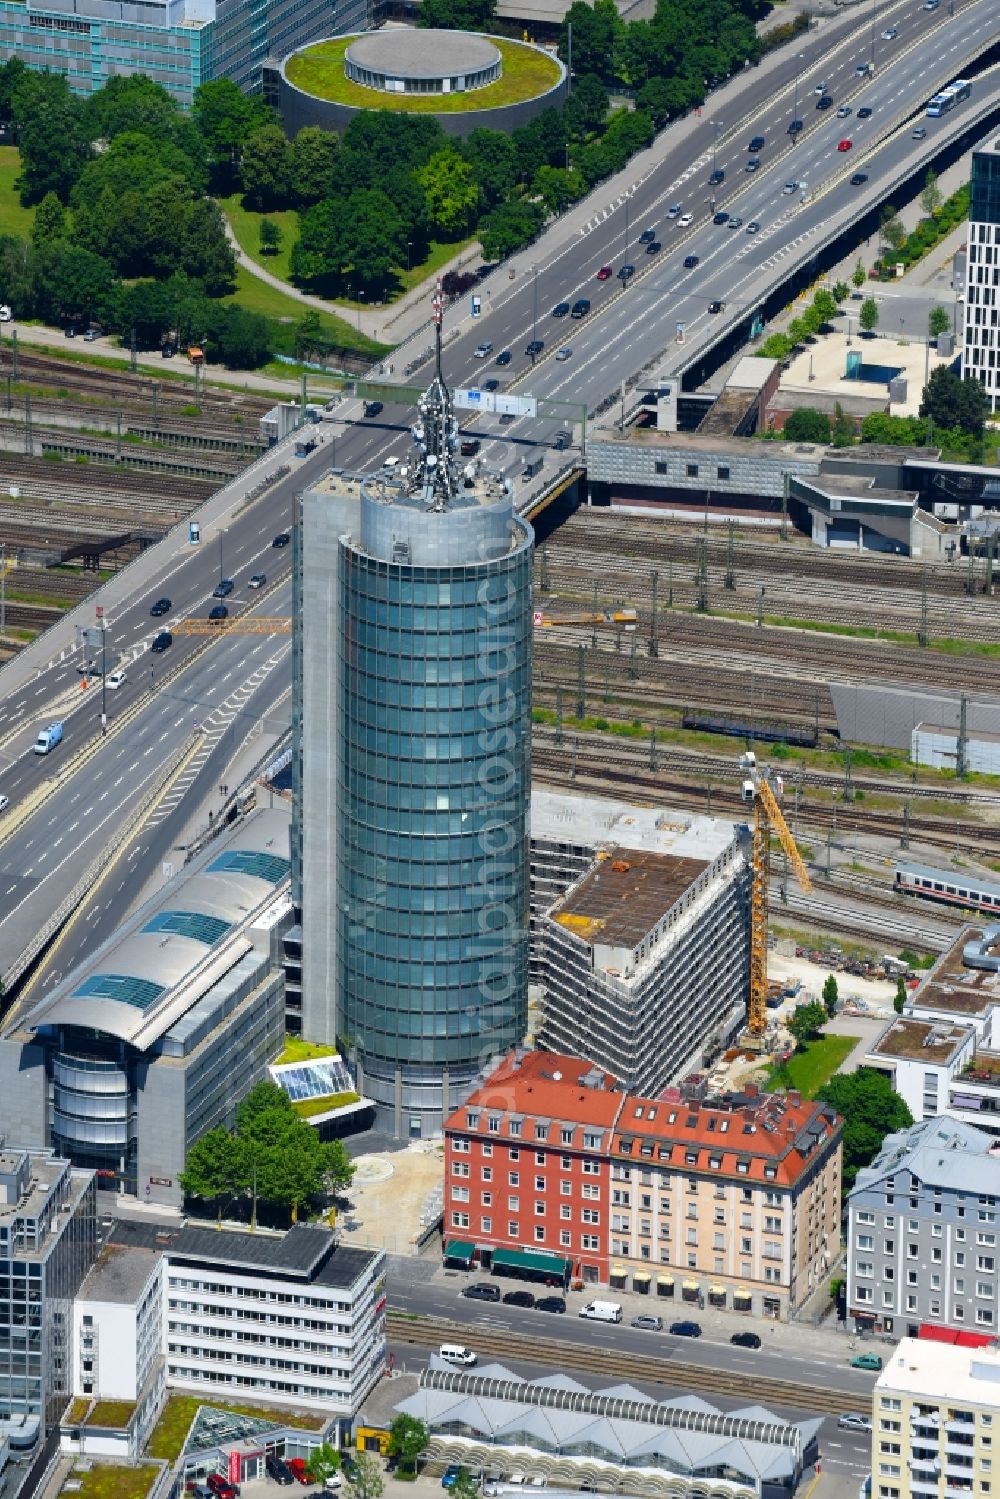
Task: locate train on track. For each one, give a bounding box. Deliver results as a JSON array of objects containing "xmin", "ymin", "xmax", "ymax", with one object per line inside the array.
[{"xmin": 894, "ymin": 860, "xmax": 1000, "ymax": 915}]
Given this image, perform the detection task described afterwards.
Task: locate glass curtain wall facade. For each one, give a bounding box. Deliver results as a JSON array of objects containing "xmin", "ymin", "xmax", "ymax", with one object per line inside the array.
[
  {"xmin": 335, "ymin": 490, "xmax": 533, "ymax": 1135},
  {"xmin": 964, "ymin": 140, "xmax": 1000, "ymax": 412}
]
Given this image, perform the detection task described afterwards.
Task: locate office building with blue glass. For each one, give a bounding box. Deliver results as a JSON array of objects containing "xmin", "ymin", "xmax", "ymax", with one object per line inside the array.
[
  {"xmin": 0, "ymin": 0, "xmax": 369, "ymax": 105},
  {"xmin": 0, "ymin": 809, "xmax": 291, "ymax": 1207},
  {"xmin": 295, "ymin": 382, "xmax": 534, "ymax": 1138}
]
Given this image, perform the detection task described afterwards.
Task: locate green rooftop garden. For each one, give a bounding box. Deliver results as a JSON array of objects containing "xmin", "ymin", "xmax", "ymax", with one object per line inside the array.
[{"xmin": 285, "ymin": 36, "xmax": 561, "ymax": 113}]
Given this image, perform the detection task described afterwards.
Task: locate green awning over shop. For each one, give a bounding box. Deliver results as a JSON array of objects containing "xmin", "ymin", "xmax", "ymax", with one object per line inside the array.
[
  {"xmin": 491, "ymin": 1248, "xmax": 572, "ymax": 1277},
  {"xmin": 443, "ymin": 1240, "xmax": 475, "ymax": 1261}
]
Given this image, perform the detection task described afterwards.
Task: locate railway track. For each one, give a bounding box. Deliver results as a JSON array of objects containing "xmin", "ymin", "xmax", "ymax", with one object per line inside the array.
[
  {"xmin": 385, "ymin": 1312, "xmax": 865, "ymax": 1416},
  {"xmin": 529, "ymin": 735, "xmax": 1000, "ymax": 852},
  {"xmin": 3, "ymin": 350, "xmax": 272, "ymax": 420}
]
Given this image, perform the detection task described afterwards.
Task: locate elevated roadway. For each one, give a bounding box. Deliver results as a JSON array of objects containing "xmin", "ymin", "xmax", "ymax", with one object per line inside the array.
[{"xmin": 1, "ymin": 0, "xmax": 998, "ymax": 991}]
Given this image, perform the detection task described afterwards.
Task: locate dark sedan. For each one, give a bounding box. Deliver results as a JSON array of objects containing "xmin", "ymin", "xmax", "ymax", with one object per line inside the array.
[{"xmin": 149, "ymin": 597, "xmax": 171, "ymax": 616}]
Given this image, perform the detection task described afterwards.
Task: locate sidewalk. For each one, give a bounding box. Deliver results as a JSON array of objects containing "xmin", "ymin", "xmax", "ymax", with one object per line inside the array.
[{"xmin": 221, "ymin": 218, "xmax": 483, "ymax": 345}]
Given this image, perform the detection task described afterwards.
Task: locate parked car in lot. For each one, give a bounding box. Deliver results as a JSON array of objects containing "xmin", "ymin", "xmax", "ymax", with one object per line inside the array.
[
  {"xmin": 851, "ymin": 1353, "xmax": 883, "ymax": 1370},
  {"xmin": 670, "ymin": 1321, "xmax": 702, "ymax": 1338},
  {"xmin": 206, "ymin": 1475, "xmax": 238, "ymax": 1498},
  {"xmin": 731, "ymin": 1331, "xmax": 761, "ymax": 1349},
  {"xmin": 503, "ymin": 1290, "xmax": 535, "ymax": 1308},
  {"xmin": 535, "ymin": 1295, "xmax": 566, "ymax": 1313},
  {"xmin": 286, "ymin": 1459, "xmax": 313, "ymax": 1487},
  {"xmin": 442, "ymin": 1466, "xmax": 467, "ymax": 1490},
  {"xmin": 838, "ymin": 1414, "xmax": 873, "ymax": 1432},
  {"xmin": 631, "ymin": 1314, "xmax": 663, "ymax": 1331},
  {"xmin": 462, "ymin": 1282, "xmax": 500, "ymax": 1302}
]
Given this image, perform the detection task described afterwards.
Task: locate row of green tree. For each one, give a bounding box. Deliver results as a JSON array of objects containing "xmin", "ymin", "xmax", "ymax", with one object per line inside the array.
[{"xmin": 179, "ymin": 1082, "xmax": 354, "ymax": 1226}]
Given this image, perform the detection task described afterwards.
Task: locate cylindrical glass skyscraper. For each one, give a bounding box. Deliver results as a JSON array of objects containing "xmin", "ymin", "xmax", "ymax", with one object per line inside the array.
[{"xmin": 337, "ymin": 480, "xmax": 533, "ymax": 1133}]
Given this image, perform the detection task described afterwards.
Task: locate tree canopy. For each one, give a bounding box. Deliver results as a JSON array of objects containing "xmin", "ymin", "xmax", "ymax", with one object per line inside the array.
[
  {"xmin": 179, "ymin": 1081, "xmax": 355, "ymax": 1225},
  {"xmin": 818, "ymin": 1068, "xmax": 914, "ymax": 1189},
  {"xmin": 786, "ymin": 999, "xmax": 827, "ymax": 1048},
  {"xmin": 919, "ymin": 367, "xmax": 989, "ymax": 436},
  {"xmin": 783, "ymin": 409, "xmax": 831, "ymax": 444}
]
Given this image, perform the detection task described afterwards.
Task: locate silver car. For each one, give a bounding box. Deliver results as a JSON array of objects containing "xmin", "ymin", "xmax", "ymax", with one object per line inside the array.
[{"xmin": 838, "ymin": 1414, "xmax": 873, "ymax": 1433}]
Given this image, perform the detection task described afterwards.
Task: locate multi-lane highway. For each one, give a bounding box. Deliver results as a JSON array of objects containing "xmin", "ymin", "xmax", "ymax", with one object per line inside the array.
[{"xmin": 0, "ymin": 0, "xmax": 997, "ymax": 995}]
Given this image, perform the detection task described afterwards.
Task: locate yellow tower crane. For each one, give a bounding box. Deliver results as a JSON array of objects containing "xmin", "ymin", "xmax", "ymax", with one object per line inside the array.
[{"xmin": 739, "ymin": 752, "xmax": 813, "ymax": 1041}]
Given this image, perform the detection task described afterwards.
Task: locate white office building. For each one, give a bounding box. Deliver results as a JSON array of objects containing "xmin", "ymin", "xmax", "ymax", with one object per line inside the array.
[{"xmin": 963, "ymin": 136, "xmax": 1000, "ymax": 411}]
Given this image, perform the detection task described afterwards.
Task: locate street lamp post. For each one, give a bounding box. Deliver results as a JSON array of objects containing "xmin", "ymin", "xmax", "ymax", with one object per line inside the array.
[
  {"xmin": 99, "ymin": 610, "xmax": 107, "ymax": 735},
  {"xmin": 531, "ymin": 265, "xmax": 538, "ymax": 347},
  {"xmin": 711, "ymin": 119, "xmax": 722, "ymax": 180},
  {"xmin": 624, "ymin": 195, "xmax": 630, "ymax": 261},
  {"xmin": 792, "ymin": 52, "xmax": 804, "ymax": 137},
  {"xmin": 357, "ymin": 292, "xmax": 365, "ymax": 334},
  {"xmin": 406, "ymin": 241, "xmax": 412, "ymax": 274}
]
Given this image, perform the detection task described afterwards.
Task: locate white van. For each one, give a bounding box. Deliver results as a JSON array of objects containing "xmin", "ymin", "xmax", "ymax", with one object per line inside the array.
[
  {"xmin": 34, "ymin": 722, "xmax": 63, "ymax": 755},
  {"xmin": 578, "ymin": 1300, "xmax": 622, "ymax": 1323},
  {"xmin": 439, "ymin": 1343, "xmax": 477, "ymax": 1366}
]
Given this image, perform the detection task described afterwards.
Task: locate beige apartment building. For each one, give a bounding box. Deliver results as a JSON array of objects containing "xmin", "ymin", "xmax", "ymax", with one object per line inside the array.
[{"xmin": 873, "ymin": 1337, "xmax": 1000, "ymax": 1499}]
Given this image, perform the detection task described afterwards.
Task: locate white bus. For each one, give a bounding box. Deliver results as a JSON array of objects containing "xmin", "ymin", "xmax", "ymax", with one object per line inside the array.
[{"xmin": 927, "ymin": 78, "xmax": 971, "ymax": 116}]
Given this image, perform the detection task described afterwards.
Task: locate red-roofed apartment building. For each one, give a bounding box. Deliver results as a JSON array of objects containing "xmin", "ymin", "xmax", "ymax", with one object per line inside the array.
[{"xmin": 443, "ymin": 1049, "xmax": 842, "ymax": 1320}]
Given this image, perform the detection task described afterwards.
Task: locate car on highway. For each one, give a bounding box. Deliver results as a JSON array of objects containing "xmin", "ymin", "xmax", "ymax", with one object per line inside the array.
[
  {"xmin": 667, "ymin": 203, "xmax": 682, "ymax": 217},
  {"xmin": 555, "ymin": 347, "xmax": 572, "ymax": 361},
  {"xmin": 105, "ymin": 669, "xmax": 127, "ymax": 690},
  {"xmin": 746, "ymin": 220, "xmax": 760, "ymax": 234},
  {"xmin": 645, "ymin": 240, "xmax": 661, "ymax": 254},
  {"xmin": 462, "ymin": 1283, "xmax": 500, "ymax": 1302},
  {"xmin": 713, "ymin": 211, "xmax": 729, "ymax": 225},
  {"xmin": 618, "ymin": 264, "xmax": 635, "ymax": 281},
  {"xmin": 816, "ymin": 95, "xmax": 833, "ymax": 110},
  {"xmin": 746, "ymin": 157, "xmax": 759, "ymax": 172},
  {"xmin": 670, "ymin": 1321, "xmax": 702, "ymax": 1338},
  {"xmin": 639, "ymin": 227, "xmax": 656, "ymax": 242},
  {"xmin": 551, "ymin": 301, "xmax": 570, "ymax": 318},
  {"xmin": 708, "ymin": 300, "xmax": 725, "ymax": 313},
  {"xmin": 813, "ymin": 82, "xmax": 826, "ymax": 94},
  {"xmin": 838, "ymin": 138, "xmax": 853, "ymax": 151},
  {"xmin": 683, "ymin": 254, "xmax": 699, "ymax": 268},
  {"xmin": 363, "ymin": 399, "xmax": 383, "ymax": 418},
  {"xmin": 782, "ymin": 180, "xmax": 799, "ymax": 195},
  {"xmin": 0, "ymin": 795, "xmax": 9, "ymax": 813},
  {"xmin": 596, "ymin": 265, "xmax": 613, "ymax": 280},
  {"xmin": 851, "ymin": 1353, "xmax": 883, "ymax": 1370},
  {"xmin": 460, "ymin": 438, "xmax": 480, "ymax": 456},
  {"xmin": 535, "ymin": 1295, "xmax": 566, "ymax": 1313},
  {"xmin": 837, "ymin": 105, "xmax": 852, "ymax": 117},
  {"xmin": 748, "ymin": 135, "xmax": 765, "ymax": 152},
  {"xmin": 923, "ymin": 0, "xmax": 939, "ymax": 8},
  {"xmin": 474, "ymin": 341, "xmax": 493, "ymax": 358},
  {"xmin": 731, "ymin": 1331, "xmax": 762, "ymax": 1349},
  {"xmin": 571, "ymin": 298, "xmax": 591, "ymax": 318},
  {"xmin": 213, "ymin": 579, "xmax": 234, "ymax": 597},
  {"xmin": 787, "ymin": 118, "xmax": 803, "ymax": 134},
  {"xmin": 503, "ymin": 1290, "xmax": 535, "ymax": 1308},
  {"xmin": 151, "ymin": 631, "xmax": 172, "ymax": 653},
  {"xmin": 631, "ymin": 1314, "xmax": 663, "ymax": 1331},
  {"xmin": 678, "ymin": 213, "xmax": 693, "ymax": 227},
  {"xmin": 150, "ymin": 597, "xmax": 171, "ymax": 616},
  {"xmin": 525, "ymin": 339, "xmax": 544, "ymax": 357},
  {"xmin": 483, "ymin": 377, "xmax": 500, "ymax": 391},
  {"xmin": 728, "ymin": 216, "xmax": 743, "ymax": 230},
  {"xmin": 208, "ymin": 605, "xmax": 229, "ymax": 621},
  {"xmin": 495, "ymin": 349, "xmax": 512, "ymax": 364},
  {"xmin": 838, "ymin": 1414, "xmax": 873, "ymax": 1432},
  {"xmin": 249, "ymin": 572, "xmax": 266, "ymax": 589},
  {"xmin": 881, "ymin": 25, "xmax": 897, "ymax": 36},
  {"xmin": 850, "ymin": 172, "xmax": 869, "ymax": 186},
  {"xmin": 272, "ymin": 532, "xmax": 290, "ymax": 547},
  {"xmin": 856, "ymin": 62, "xmax": 870, "ymax": 75},
  {"xmin": 857, "ymin": 105, "xmax": 873, "ymax": 118},
  {"xmin": 709, "ymin": 168, "xmax": 725, "ymax": 186},
  {"xmin": 912, "ymin": 126, "xmax": 927, "ymax": 139}
]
